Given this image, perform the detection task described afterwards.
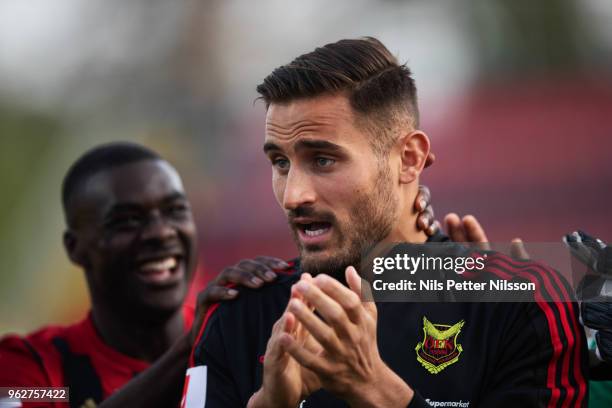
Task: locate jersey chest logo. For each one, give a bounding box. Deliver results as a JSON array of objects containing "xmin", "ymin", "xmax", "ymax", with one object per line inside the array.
[{"xmin": 415, "ymin": 316, "xmax": 465, "ymax": 374}]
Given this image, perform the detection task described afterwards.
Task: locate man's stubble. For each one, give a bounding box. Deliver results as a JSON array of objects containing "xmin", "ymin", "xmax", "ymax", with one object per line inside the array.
[{"xmin": 297, "ymin": 162, "xmax": 398, "ymax": 280}]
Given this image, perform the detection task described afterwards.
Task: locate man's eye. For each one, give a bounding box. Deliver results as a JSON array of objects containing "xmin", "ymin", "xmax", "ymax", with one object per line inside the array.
[
  {"xmin": 108, "ymin": 215, "xmax": 142, "ymax": 229},
  {"xmin": 315, "ymin": 157, "xmax": 335, "ymax": 167},
  {"xmin": 273, "ymin": 158, "xmax": 290, "ymax": 170},
  {"xmin": 166, "ymin": 203, "xmax": 189, "ymax": 218}
]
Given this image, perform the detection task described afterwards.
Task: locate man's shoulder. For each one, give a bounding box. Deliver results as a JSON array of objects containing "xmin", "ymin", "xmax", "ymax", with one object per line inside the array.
[
  {"xmin": 0, "ymin": 319, "xmax": 83, "ymax": 354},
  {"xmin": 194, "ymin": 263, "xmax": 299, "ymax": 350},
  {"xmin": 191, "ymin": 262, "xmax": 300, "ymax": 370},
  {"xmin": 475, "ymin": 250, "xmax": 576, "ymax": 302},
  {"xmin": 213, "ymin": 263, "xmax": 300, "ymax": 319},
  {"xmin": 0, "ymin": 320, "xmax": 85, "ymax": 387}
]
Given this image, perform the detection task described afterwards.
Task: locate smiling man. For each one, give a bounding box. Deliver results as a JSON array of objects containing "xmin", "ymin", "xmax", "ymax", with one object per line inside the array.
[
  {"xmin": 0, "ymin": 143, "xmax": 199, "ymax": 407},
  {"xmin": 186, "ymin": 38, "xmax": 588, "ymax": 407},
  {"xmin": 0, "ymin": 142, "xmax": 438, "ymax": 408}
]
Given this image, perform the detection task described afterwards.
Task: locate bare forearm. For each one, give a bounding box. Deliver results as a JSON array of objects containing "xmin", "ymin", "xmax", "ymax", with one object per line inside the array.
[{"xmin": 99, "ymin": 334, "xmax": 191, "ymax": 408}]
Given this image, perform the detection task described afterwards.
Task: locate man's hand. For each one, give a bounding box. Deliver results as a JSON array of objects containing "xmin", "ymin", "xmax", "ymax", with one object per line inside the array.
[
  {"xmin": 282, "ymin": 267, "xmax": 413, "ymax": 407},
  {"xmin": 190, "ymin": 256, "xmax": 289, "ymax": 345},
  {"xmin": 444, "ymin": 213, "xmax": 529, "ymax": 259},
  {"xmin": 416, "ymin": 185, "xmax": 438, "ymax": 236},
  {"xmin": 248, "ymin": 274, "xmax": 320, "ymax": 408},
  {"xmin": 444, "ymin": 213, "xmax": 490, "ymax": 250},
  {"xmin": 566, "ymin": 231, "xmax": 612, "ymax": 364}
]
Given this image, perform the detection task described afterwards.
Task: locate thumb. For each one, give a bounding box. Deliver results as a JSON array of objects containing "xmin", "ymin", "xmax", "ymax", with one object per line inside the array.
[
  {"xmin": 345, "ymin": 266, "xmax": 376, "ymax": 316},
  {"xmin": 345, "ymin": 266, "xmax": 361, "ymax": 295}
]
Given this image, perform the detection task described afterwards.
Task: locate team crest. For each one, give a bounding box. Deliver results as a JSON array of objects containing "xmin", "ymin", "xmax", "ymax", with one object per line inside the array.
[{"xmin": 415, "ymin": 317, "xmax": 465, "ymax": 374}]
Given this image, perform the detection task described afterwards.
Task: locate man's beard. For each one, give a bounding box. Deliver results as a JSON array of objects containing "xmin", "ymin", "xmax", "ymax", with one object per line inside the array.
[{"xmin": 291, "ymin": 165, "xmax": 398, "ymax": 280}]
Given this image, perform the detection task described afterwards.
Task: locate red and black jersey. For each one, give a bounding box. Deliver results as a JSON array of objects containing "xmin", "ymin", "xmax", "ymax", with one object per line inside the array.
[
  {"xmin": 185, "ymin": 234, "xmax": 588, "ymax": 408},
  {"xmin": 0, "ymin": 306, "xmax": 194, "ymax": 408}
]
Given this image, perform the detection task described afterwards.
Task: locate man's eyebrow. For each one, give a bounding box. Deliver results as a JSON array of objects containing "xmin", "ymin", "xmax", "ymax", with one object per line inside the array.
[
  {"xmin": 106, "ymin": 192, "xmax": 187, "ymax": 214},
  {"xmin": 263, "ymin": 142, "xmax": 282, "ymax": 154},
  {"xmin": 263, "ymin": 139, "xmax": 346, "ymax": 155},
  {"xmin": 162, "ymin": 192, "xmax": 187, "ymax": 203},
  {"xmin": 104, "ymin": 203, "xmax": 142, "ymax": 221},
  {"xmin": 294, "ymin": 139, "xmax": 345, "ymax": 153},
  {"xmin": 107, "ymin": 203, "xmax": 140, "ymax": 212}
]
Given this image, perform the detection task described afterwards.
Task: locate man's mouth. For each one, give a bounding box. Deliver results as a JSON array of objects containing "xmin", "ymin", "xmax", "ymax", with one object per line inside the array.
[
  {"xmin": 135, "ymin": 255, "xmax": 184, "ymax": 286},
  {"xmin": 295, "ymin": 221, "xmax": 333, "ymax": 247}
]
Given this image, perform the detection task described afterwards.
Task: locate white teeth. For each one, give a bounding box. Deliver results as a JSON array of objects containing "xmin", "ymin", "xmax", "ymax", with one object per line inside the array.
[
  {"xmin": 140, "ymin": 257, "xmax": 177, "ymax": 272},
  {"xmin": 305, "ymin": 228, "xmax": 327, "ymax": 237}
]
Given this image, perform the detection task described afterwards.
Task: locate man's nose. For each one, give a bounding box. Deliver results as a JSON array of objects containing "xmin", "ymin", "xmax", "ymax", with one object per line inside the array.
[
  {"xmin": 282, "ymin": 168, "xmax": 316, "ymax": 211},
  {"xmin": 141, "ymin": 211, "xmax": 177, "ymax": 242}
]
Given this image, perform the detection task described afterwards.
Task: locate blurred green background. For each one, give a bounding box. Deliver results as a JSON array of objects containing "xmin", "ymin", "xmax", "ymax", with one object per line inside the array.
[{"xmin": 1, "ymin": 0, "xmax": 611, "ymax": 335}]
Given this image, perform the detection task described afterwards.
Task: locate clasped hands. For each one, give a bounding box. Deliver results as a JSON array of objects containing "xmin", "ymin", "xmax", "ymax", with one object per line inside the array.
[{"xmin": 247, "ymin": 267, "xmax": 413, "ymax": 408}]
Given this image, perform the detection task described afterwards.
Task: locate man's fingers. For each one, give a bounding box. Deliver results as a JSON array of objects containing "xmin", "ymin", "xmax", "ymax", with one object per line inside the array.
[
  {"xmin": 444, "ymin": 213, "xmax": 467, "ymax": 243},
  {"xmin": 417, "ymin": 209, "xmax": 434, "ymax": 233},
  {"xmin": 283, "ymin": 335, "xmax": 332, "ymax": 377},
  {"xmin": 237, "ymin": 259, "xmax": 279, "ymax": 282},
  {"xmin": 424, "ymin": 152, "xmax": 436, "ymax": 168},
  {"xmin": 291, "ymin": 273, "xmax": 313, "ymax": 306},
  {"xmin": 415, "ymin": 185, "xmax": 431, "ymax": 212},
  {"xmin": 215, "ymin": 256, "xmax": 288, "ymax": 287},
  {"xmin": 287, "ymin": 298, "xmax": 340, "ymax": 352},
  {"xmin": 265, "ymin": 314, "xmax": 294, "ymax": 365},
  {"xmin": 294, "ymin": 279, "xmax": 355, "ymax": 341},
  {"xmin": 197, "ymin": 285, "xmax": 238, "ymax": 309},
  {"xmin": 313, "ymin": 272, "xmax": 363, "ymax": 324},
  {"xmin": 345, "ymin": 266, "xmax": 377, "ymax": 317},
  {"xmin": 345, "ymin": 266, "xmax": 361, "ymax": 296},
  {"xmin": 426, "ymin": 220, "xmax": 440, "ymax": 237},
  {"xmin": 216, "ymin": 266, "xmax": 265, "ymax": 288},
  {"xmin": 254, "ymin": 256, "xmax": 290, "ymax": 271},
  {"xmin": 346, "ymin": 266, "xmax": 377, "ymax": 317},
  {"xmin": 283, "ymin": 311, "xmax": 297, "ymax": 335},
  {"xmin": 510, "ymin": 238, "xmax": 530, "ymax": 260},
  {"xmin": 462, "ymin": 215, "xmax": 491, "ymax": 250}
]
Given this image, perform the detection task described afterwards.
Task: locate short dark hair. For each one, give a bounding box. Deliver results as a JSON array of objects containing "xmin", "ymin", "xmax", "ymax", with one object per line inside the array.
[
  {"xmin": 256, "ymin": 37, "xmax": 419, "ymax": 155},
  {"xmin": 62, "ymin": 142, "xmax": 161, "ymax": 226}
]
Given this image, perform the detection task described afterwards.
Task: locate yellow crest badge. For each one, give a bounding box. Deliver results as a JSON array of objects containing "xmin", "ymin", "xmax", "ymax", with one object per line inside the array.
[{"xmin": 415, "ymin": 317, "xmax": 465, "ymax": 374}]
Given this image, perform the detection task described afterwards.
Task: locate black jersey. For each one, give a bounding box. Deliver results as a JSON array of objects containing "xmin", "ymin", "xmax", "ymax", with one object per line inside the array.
[{"xmin": 184, "ymin": 235, "xmax": 588, "ymax": 407}]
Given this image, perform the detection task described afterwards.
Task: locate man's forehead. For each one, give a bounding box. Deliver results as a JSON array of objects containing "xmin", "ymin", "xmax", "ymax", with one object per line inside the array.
[
  {"xmin": 80, "ymin": 160, "xmax": 184, "ymax": 207},
  {"xmin": 264, "ymin": 95, "xmax": 364, "ymax": 149},
  {"xmin": 266, "ymin": 95, "xmax": 352, "ymax": 132}
]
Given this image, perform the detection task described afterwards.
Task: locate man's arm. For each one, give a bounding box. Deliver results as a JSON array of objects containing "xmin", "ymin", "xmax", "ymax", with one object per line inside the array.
[
  {"xmin": 479, "ymin": 300, "xmax": 588, "ymax": 407},
  {"xmin": 0, "ymin": 336, "xmax": 53, "ymax": 408},
  {"xmin": 444, "ymin": 215, "xmax": 591, "ymax": 405},
  {"xmin": 98, "ymin": 335, "xmax": 192, "ymax": 407},
  {"xmin": 101, "ymin": 187, "xmax": 438, "ymax": 406}
]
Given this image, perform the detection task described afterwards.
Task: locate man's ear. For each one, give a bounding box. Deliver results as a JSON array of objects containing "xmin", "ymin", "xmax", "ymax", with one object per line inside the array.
[
  {"xmin": 398, "ymin": 130, "xmax": 431, "ymax": 184},
  {"xmin": 63, "ymin": 230, "xmax": 87, "ymax": 268}
]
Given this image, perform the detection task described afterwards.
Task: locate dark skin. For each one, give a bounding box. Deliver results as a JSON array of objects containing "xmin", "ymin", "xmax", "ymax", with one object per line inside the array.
[
  {"xmin": 63, "ymin": 159, "xmax": 199, "ymax": 407},
  {"xmin": 64, "ymin": 160, "xmax": 198, "ymax": 362},
  {"xmin": 69, "ymin": 174, "xmax": 435, "ymax": 407},
  {"xmin": 62, "ymin": 157, "xmax": 441, "ymax": 406}
]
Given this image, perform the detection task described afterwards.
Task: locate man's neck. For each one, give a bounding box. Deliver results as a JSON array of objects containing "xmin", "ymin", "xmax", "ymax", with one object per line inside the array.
[
  {"xmin": 385, "ymin": 214, "xmax": 428, "ymax": 245},
  {"xmin": 90, "ymin": 303, "xmax": 184, "ymax": 362}
]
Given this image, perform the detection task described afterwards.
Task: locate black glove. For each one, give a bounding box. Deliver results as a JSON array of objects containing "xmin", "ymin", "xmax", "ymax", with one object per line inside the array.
[{"xmin": 565, "ymin": 230, "xmax": 612, "ymax": 363}]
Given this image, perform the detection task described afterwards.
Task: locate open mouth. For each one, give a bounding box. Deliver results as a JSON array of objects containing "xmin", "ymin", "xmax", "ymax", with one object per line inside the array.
[
  {"xmin": 295, "ymin": 221, "xmax": 333, "ymax": 246},
  {"xmin": 135, "ymin": 255, "xmax": 184, "ymax": 286}
]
